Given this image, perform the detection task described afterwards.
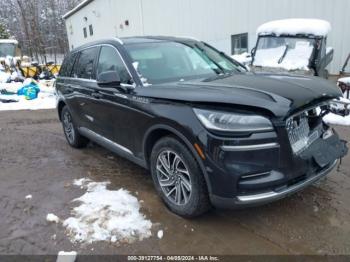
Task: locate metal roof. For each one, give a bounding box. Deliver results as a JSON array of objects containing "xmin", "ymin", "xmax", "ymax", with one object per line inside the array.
[{"xmin": 63, "ymin": 0, "xmax": 94, "ymax": 20}]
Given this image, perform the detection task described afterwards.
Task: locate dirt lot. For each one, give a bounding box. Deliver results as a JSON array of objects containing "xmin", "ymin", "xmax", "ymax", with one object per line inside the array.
[{"xmin": 0, "ymin": 109, "xmax": 350, "ymax": 255}]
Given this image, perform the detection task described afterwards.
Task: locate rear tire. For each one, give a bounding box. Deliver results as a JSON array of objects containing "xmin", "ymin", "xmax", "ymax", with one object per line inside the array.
[
  {"xmin": 61, "ymin": 106, "xmax": 89, "ymax": 148},
  {"xmin": 150, "ymin": 136, "xmax": 211, "ymax": 217}
]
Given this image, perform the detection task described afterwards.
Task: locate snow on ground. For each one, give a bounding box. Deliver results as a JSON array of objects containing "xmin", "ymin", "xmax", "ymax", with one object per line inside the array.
[
  {"xmin": 0, "ymin": 92, "xmax": 56, "ymax": 111},
  {"xmin": 257, "ymin": 18, "xmax": 331, "ymax": 37},
  {"xmin": 0, "ymin": 80, "xmax": 56, "ymax": 111},
  {"xmin": 157, "ymin": 230, "xmax": 164, "ymax": 239},
  {"xmin": 63, "ymin": 178, "xmax": 152, "ymax": 244},
  {"xmin": 47, "ymin": 213, "xmax": 60, "ymax": 223}
]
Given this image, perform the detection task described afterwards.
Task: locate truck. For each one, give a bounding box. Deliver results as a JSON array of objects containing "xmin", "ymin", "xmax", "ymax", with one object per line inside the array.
[
  {"xmin": 0, "ymin": 39, "xmax": 21, "ymax": 58},
  {"xmin": 249, "ymin": 18, "xmax": 334, "ymax": 79}
]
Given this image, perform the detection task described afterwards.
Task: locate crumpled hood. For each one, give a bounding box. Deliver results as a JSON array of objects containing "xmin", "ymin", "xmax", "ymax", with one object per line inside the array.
[{"xmin": 136, "ymin": 73, "xmax": 342, "ymax": 117}]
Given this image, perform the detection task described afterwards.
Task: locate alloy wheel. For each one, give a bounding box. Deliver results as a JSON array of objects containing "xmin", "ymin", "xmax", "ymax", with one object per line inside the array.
[
  {"xmin": 63, "ymin": 111, "xmax": 75, "ymax": 144},
  {"xmin": 156, "ymin": 150, "xmax": 192, "ymax": 206}
]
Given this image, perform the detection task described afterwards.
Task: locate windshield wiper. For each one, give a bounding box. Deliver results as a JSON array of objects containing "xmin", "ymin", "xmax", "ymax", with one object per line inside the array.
[
  {"xmin": 194, "ymin": 44, "xmax": 226, "ymax": 75},
  {"xmin": 278, "ymin": 44, "xmax": 289, "ymax": 64}
]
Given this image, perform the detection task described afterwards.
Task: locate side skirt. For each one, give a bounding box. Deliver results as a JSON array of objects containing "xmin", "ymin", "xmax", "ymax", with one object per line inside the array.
[{"xmin": 79, "ymin": 127, "xmax": 148, "ymax": 169}]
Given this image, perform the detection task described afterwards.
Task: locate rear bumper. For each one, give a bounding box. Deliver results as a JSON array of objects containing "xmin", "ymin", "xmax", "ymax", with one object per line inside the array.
[{"xmin": 210, "ymin": 159, "xmax": 337, "ymax": 209}]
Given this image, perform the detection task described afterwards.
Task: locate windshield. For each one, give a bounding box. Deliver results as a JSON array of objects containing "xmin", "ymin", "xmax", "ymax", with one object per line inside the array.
[
  {"xmin": 253, "ymin": 36, "xmax": 316, "ymax": 71},
  {"xmin": 0, "ymin": 43, "xmax": 16, "ymax": 57},
  {"xmin": 125, "ymin": 41, "xmax": 243, "ymax": 84}
]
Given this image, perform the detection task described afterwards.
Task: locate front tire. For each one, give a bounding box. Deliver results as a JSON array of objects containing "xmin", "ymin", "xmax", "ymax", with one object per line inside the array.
[
  {"xmin": 150, "ymin": 136, "xmax": 211, "ymax": 217},
  {"xmin": 61, "ymin": 106, "xmax": 89, "ymax": 148}
]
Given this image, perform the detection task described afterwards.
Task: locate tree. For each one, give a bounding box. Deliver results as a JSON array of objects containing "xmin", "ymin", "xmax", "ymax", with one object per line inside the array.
[
  {"xmin": 0, "ymin": 0, "xmax": 81, "ymax": 61},
  {"xmin": 0, "ymin": 23, "xmax": 10, "ymax": 39}
]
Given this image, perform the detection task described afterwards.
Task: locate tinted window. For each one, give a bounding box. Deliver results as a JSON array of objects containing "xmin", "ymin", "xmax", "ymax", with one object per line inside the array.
[
  {"xmin": 59, "ymin": 53, "xmax": 77, "ymax": 77},
  {"xmin": 97, "ymin": 46, "xmax": 132, "ymax": 84},
  {"xmin": 71, "ymin": 47, "xmax": 98, "ymax": 79}
]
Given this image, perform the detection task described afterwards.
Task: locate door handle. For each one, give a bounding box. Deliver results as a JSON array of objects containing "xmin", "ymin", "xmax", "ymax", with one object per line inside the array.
[{"xmin": 92, "ymin": 92, "xmax": 103, "ymax": 99}]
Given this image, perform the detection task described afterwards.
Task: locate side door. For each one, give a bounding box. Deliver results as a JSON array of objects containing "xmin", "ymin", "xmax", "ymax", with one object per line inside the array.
[
  {"xmin": 57, "ymin": 52, "xmax": 86, "ymax": 126},
  {"xmin": 69, "ymin": 46, "xmax": 101, "ymax": 132},
  {"xmin": 94, "ymin": 45, "xmax": 136, "ymax": 151}
]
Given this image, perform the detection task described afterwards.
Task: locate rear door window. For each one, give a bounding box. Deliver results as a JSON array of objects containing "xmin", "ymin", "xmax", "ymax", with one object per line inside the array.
[
  {"xmin": 71, "ymin": 47, "xmax": 99, "ymax": 79},
  {"xmin": 97, "ymin": 46, "xmax": 132, "ymax": 84}
]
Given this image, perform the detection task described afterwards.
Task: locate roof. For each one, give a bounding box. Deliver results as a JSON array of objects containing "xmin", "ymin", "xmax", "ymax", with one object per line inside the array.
[
  {"xmin": 121, "ymin": 36, "xmax": 200, "ymax": 44},
  {"xmin": 257, "ymin": 18, "xmax": 331, "ymax": 37},
  {"xmin": 63, "ymin": 0, "xmax": 94, "ymax": 20},
  {"xmin": 0, "ymin": 39, "xmax": 18, "ymax": 44},
  {"xmin": 69, "ymin": 36, "xmax": 200, "ymax": 52}
]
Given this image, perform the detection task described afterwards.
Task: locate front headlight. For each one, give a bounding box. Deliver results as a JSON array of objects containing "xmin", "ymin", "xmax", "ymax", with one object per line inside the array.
[{"xmin": 194, "ymin": 108, "xmax": 273, "ymax": 132}]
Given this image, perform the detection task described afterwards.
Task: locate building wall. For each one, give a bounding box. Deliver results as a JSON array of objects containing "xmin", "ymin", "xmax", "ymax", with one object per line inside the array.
[{"xmin": 65, "ymin": 0, "xmax": 350, "ymax": 74}]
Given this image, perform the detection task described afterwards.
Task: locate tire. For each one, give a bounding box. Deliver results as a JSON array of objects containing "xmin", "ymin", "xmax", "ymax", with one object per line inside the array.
[
  {"xmin": 150, "ymin": 136, "xmax": 211, "ymax": 217},
  {"xmin": 61, "ymin": 106, "xmax": 89, "ymax": 148}
]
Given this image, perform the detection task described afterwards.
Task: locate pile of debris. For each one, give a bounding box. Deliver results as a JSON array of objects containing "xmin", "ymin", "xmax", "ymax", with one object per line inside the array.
[
  {"xmin": 0, "ymin": 78, "xmax": 56, "ymax": 111},
  {"xmin": 0, "ymin": 55, "xmax": 60, "ymax": 84}
]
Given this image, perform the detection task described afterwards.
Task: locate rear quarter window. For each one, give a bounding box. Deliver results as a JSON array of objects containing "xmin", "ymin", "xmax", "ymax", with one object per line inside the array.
[{"xmin": 59, "ymin": 53, "xmax": 77, "ymax": 77}]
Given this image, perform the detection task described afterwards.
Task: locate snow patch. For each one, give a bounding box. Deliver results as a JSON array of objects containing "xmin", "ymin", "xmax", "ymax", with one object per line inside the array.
[
  {"xmin": 73, "ymin": 178, "xmax": 92, "ymax": 187},
  {"xmin": 231, "ymin": 52, "xmax": 252, "ymax": 65},
  {"xmin": 324, "ymin": 114, "xmax": 350, "ymax": 126},
  {"xmin": 257, "ymin": 19, "xmax": 331, "ymax": 37},
  {"xmin": 323, "ymin": 96, "xmax": 350, "ymax": 126},
  {"xmin": 56, "ymin": 251, "xmax": 77, "ymax": 262},
  {"xmin": 0, "ymin": 81, "xmax": 56, "ymax": 111},
  {"xmin": 338, "ymin": 77, "xmax": 350, "ymax": 85},
  {"xmin": 0, "ymin": 92, "xmax": 56, "ymax": 111},
  {"xmin": 63, "ymin": 178, "xmax": 152, "ymax": 244},
  {"xmin": 157, "ymin": 230, "xmax": 163, "ymax": 239},
  {"xmin": 253, "ymin": 43, "xmax": 313, "ymax": 71},
  {"xmin": 47, "ymin": 213, "xmax": 60, "ymax": 223},
  {"xmin": 25, "ymin": 195, "xmax": 32, "ymax": 200}
]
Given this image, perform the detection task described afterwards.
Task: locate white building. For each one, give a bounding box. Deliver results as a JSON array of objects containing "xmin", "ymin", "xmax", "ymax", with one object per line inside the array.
[{"xmin": 63, "ymin": 0, "xmax": 350, "ymax": 75}]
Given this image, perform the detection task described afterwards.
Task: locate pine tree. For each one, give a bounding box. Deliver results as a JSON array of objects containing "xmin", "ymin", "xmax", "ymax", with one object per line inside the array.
[{"xmin": 0, "ymin": 23, "xmax": 10, "ymax": 39}]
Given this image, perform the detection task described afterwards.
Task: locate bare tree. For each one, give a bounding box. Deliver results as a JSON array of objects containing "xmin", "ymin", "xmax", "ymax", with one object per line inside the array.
[{"xmin": 0, "ymin": 0, "xmax": 80, "ymax": 62}]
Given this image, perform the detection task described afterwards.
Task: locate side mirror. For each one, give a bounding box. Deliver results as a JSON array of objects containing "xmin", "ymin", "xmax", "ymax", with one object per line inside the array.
[{"xmin": 97, "ymin": 71, "xmax": 121, "ymax": 87}]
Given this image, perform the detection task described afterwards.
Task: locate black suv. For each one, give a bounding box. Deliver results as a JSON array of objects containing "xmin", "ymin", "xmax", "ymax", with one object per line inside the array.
[{"xmin": 56, "ymin": 36, "xmax": 348, "ymax": 217}]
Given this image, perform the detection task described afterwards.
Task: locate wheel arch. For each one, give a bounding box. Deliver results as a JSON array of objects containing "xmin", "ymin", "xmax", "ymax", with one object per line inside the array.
[
  {"xmin": 57, "ymin": 100, "xmax": 66, "ymax": 121},
  {"xmin": 143, "ymin": 124, "xmax": 212, "ymax": 194}
]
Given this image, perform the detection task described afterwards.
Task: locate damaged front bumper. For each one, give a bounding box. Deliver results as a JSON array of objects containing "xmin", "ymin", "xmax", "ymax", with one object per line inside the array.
[
  {"xmin": 235, "ymin": 159, "xmax": 337, "ymax": 204},
  {"xmin": 235, "ymin": 132, "xmax": 347, "ymax": 205},
  {"xmin": 207, "ymin": 122, "xmax": 348, "ymax": 209}
]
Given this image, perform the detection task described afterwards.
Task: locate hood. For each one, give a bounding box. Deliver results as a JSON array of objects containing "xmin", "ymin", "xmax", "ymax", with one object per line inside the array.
[
  {"xmin": 136, "ymin": 73, "xmax": 342, "ymax": 117},
  {"xmin": 251, "ymin": 65, "xmax": 313, "ymax": 76}
]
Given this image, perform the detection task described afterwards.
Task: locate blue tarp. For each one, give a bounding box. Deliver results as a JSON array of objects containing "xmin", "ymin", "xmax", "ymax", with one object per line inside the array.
[{"xmin": 17, "ymin": 81, "xmax": 40, "ymax": 100}]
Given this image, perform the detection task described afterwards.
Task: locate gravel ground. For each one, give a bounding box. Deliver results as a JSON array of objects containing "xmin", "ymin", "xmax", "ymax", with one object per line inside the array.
[{"xmin": 0, "ymin": 109, "xmax": 349, "ymax": 255}]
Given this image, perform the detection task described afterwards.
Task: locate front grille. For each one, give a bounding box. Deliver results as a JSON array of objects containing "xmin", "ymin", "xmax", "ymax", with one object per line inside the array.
[
  {"xmin": 286, "ymin": 108, "xmax": 323, "ymax": 154},
  {"xmin": 286, "ymin": 112, "xmax": 310, "ymax": 154}
]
